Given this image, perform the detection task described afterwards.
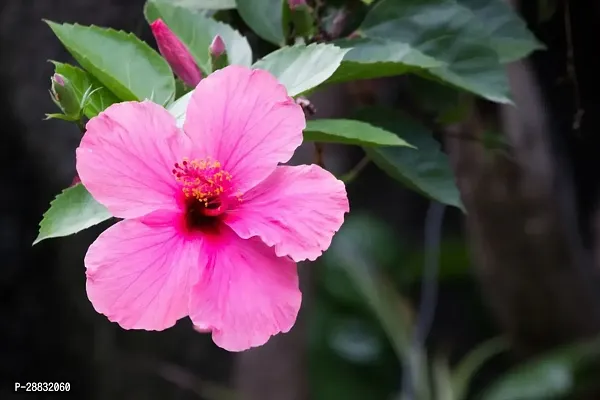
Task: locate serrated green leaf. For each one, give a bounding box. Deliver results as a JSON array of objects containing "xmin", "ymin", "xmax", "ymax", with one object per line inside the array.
[
  {"xmin": 328, "ymin": 37, "xmax": 445, "ymax": 83},
  {"xmin": 253, "ymin": 43, "xmax": 348, "ymax": 97},
  {"xmin": 236, "ymin": 0, "xmax": 286, "ymax": 46},
  {"xmin": 355, "ymin": 107, "xmax": 463, "ymax": 210},
  {"xmin": 34, "ymin": 183, "xmax": 112, "ymax": 245},
  {"xmin": 46, "ymin": 21, "xmax": 175, "ymax": 105},
  {"xmin": 145, "ymin": 0, "xmax": 252, "ymax": 74},
  {"xmin": 357, "ymin": 0, "xmax": 522, "ymax": 103},
  {"xmin": 305, "ymin": 119, "xmax": 414, "ymax": 147},
  {"xmin": 153, "ymin": 0, "xmax": 236, "ymax": 10},
  {"xmin": 52, "ymin": 62, "xmax": 119, "ymax": 119}
]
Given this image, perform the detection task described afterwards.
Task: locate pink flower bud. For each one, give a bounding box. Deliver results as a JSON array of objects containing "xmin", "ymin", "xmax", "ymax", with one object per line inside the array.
[
  {"xmin": 50, "ymin": 73, "xmax": 80, "ymax": 117},
  {"xmin": 288, "ymin": 0, "xmax": 307, "ymax": 9},
  {"xmin": 209, "ymin": 35, "xmax": 226, "ymax": 57},
  {"xmin": 150, "ymin": 19, "xmax": 202, "ymax": 88},
  {"xmin": 53, "ymin": 73, "xmax": 66, "ymax": 86}
]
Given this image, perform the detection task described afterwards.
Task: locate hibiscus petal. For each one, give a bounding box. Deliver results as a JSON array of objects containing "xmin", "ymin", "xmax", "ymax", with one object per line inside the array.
[
  {"xmin": 77, "ymin": 100, "xmax": 191, "ymax": 219},
  {"xmin": 85, "ymin": 211, "xmax": 198, "ymax": 330},
  {"xmin": 225, "ymin": 165, "xmax": 349, "ymax": 262},
  {"xmin": 189, "ymin": 226, "xmax": 301, "ymax": 351},
  {"xmin": 183, "ymin": 65, "xmax": 305, "ymax": 193}
]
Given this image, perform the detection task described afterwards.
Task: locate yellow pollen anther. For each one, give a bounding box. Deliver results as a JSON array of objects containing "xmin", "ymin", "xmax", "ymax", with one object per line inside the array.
[{"xmin": 172, "ymin": 157, "xmax": 241, "ymax": 208}]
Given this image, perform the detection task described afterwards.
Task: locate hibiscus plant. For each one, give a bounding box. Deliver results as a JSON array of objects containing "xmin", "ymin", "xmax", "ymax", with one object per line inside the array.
[{"xmin": 33, "ymin": 0, "xmax": 545, "ymax": 397}]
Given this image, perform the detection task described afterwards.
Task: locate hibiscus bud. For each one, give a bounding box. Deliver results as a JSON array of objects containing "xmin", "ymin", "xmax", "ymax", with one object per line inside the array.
[
  {"xmin": 209, "ymin": 35, "xmax": 226, "ymax": 57},
  {"xmin": 53, "ymin": 73, "xmax": 65, "ymax": 86},
  {"xmin": 288, "ymin": 0, "xmax": 315, "ymax": 39},
  {"xmin": 150, "ymin": 19, "xmax": 202, "ymax": 88},
  {"xmin": 209, "ymin": 35, "xmax": 229, "ymax": 72},
  {"xmin": 50, "ymin": 73, "xmax": 81, "ymax": 119}
]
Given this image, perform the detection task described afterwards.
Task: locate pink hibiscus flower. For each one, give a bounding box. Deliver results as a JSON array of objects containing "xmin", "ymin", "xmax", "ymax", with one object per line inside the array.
[{"xmin": 76, "ymin": 65, "xmax": 349, "ymax": 351}]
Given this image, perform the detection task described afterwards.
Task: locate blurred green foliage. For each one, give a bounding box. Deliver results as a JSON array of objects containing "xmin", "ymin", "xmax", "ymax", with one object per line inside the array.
[{"xmin": 312, "ymin": 212, "xmax": 600, "ymax": 400}]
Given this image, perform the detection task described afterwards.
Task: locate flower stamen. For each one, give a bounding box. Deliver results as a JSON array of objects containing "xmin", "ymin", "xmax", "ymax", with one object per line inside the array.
[{"xmin": 172, "ymin": 158, "xmax": 241, "ymax": 223}]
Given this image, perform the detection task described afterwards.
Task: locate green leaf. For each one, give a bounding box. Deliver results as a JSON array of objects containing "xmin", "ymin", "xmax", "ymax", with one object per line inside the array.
[
  {"xmin": 152, "ymin": 0, "xmax": 236, "ymax": 10},
  {"xmin": 357, "ymin": 0, "xmax": 518, "ymax": 103},
  {"xmin": 407, "ymin": 76, "xmax": 474, "ymax": 125},
  {"xmin": 309, "ymin": 299, "xmax": 400, "ymax": 400},
  {"xmin": 452, "ymin": 337, "xmax": 508, "ymax": 400},
  {"xmin": 289, "ymin": 4, "xmax": 316, "ymax": 39},
  {"xmin": 305, "ymin": 119, "xmax": 414, "ymax": 147},
  {"xmin": 34, "ymin": 183, "xmax": 112, "ymax": 245},
  {"xmin": 328, "ymin": 37, "xmax": 445, "ymax": 84},
  {"xmin": 52, "ymin": 62, "xmax": 119, "ymax": 119},
  {"xmin": 174, "ymin": 78, "xmax": 192, "ymax": 99},
  {"xmin": 318, "ymin": 213, "xmax": 404, "ymax": 309},
  {"xmin": 236, "ymin": 0, "xmax": 286, "ymax": 46},
  {"xmin": 355, "ymin": 107, "xmax": 463, "ymax": 210},
  {"xmin": 455, "ymin": 0, "xmax": 544, "ymax": 62},
  {"xmin": 432, "ymin": 355, "xmax": 454, "ymax": 400},
  {"xmin": 481, "ymin": 337, "xmax": 600, "ymax": 400},
  {"xmin": 253, "ymin": 43, "xmax": 349, "ymax": 97},
  {"xmin": 324, "ymin": 214, "xmax": 413, "ymax": 362},
  {"xmin": 424, "ymin": 59, "xmax": 509, "ymax": 104},
  {"xmin": 45, "ymin": 113, "xmax": 79, "ymax": 122},
  {"xmin": 145, "ymin": 0, "xmax": 252, "ymax": 74},
  {"xmin": 46, "ymin": 21, "xmax": 175, "ymax": 105}
]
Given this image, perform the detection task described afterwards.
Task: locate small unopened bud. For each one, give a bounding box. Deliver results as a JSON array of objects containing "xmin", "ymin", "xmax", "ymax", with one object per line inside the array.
[
  {"xmin": 288, "ymin": 0, "xmax": 316, "ymax": 39},
  {"xmin": 50, "ymin": 74, "xmax": 81, "ymax": 119},
  {"xmin": 288, "ymin": 0, "xmax": 307, "ymax": 10},
  {"xmin": 209, "ymin": 35, "xmax": 226, "ymax": 57},
  {"xmin": 150, "ymin": 19, "xmax": 202, "ymax": 88},
  {"xmin": 53, "ymin": 73, "xmax": 65, "ymax": 86},
  {"xmin": 209, "ymin": 35, "xmax": 229, "ymax": 72}
]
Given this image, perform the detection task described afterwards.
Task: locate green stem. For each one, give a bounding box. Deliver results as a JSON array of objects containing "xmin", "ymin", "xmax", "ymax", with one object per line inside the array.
[
  {"xmin": 314, "ymin": 142, "xmax": 325, "ymax": 168},
  {"xmin": 341, "ymin": 156, "xmax": 370, "ymax": 183},
  {"xmin": 76, "ymin": 118, "xmax": 85, "ymax": 133}
]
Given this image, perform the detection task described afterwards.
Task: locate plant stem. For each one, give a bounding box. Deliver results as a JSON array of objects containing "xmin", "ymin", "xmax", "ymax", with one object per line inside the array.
[
  {"xmin": 76, "ymin": 118, "xmax": 85, "ymax": 133},
  {"xmin": 340, "ymin": 156, "xmax": 370, "ymax": 183},
  {"xmin": 314, "ymin": 142, "xmax": 325, "ymax": 168}
]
